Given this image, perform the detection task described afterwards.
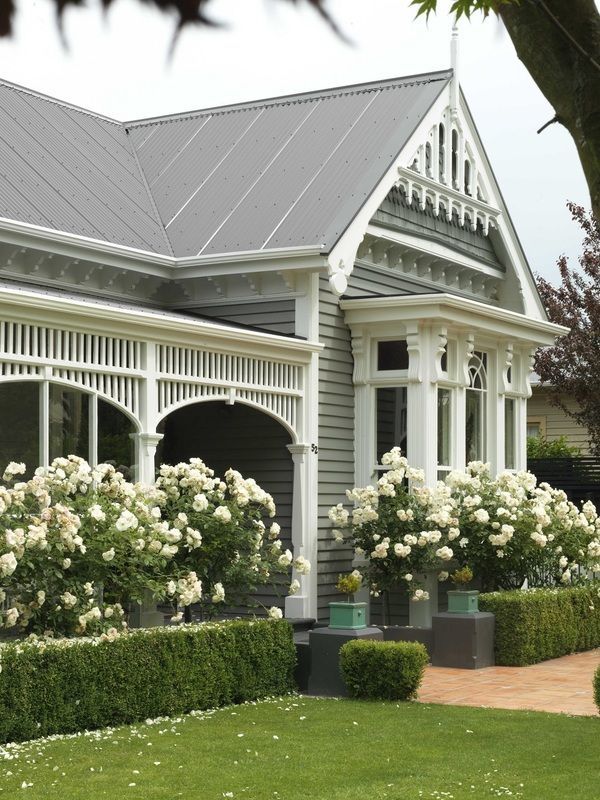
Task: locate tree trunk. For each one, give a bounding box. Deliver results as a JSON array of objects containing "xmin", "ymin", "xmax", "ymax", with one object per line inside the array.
[{"xmin": 499, "ymin": 0, "xmax": 600, "ymax": 222}]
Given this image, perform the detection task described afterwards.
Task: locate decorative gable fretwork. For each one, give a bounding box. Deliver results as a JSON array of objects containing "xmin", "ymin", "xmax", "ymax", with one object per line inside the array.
[
  {"xmin": 356, "ymin": 233, "xmax": 501, "ymax": 303},
  {"xmin": 402, "ymin": 107, "xmax": 501, "ymax": 236}
]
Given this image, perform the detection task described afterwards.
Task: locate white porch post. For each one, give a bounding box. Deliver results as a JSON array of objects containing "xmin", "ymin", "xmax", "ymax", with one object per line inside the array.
[
  {"xmin": 285, "ymin": 443, "xmax": 314, "ymax": 618},
  {"xmin": 406, "ymin": 324, "xmax": 438, "ymax": 486},
  {"xmin": 290, "ymin": 270, "xmax": 320, "ymax": 620},
  {"xmin": 132, "ymin": 341, "xmax": 162, "ymax": 484},
  {"xmin": 406, "ymin": 324, "xmax": 439, "ymax": 626},
  {"xmin": 130, "ymin": 432, "xmax": 163, "ymax": 484}
]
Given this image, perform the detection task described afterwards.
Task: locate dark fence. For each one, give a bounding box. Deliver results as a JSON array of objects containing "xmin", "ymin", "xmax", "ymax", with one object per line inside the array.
[{"xmin": 528, "ymin": 457, "xmax": 600, "ymax": 508}]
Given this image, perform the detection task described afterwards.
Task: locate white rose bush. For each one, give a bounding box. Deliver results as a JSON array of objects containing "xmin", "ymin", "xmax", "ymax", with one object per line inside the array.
[
  {"xmin": 329, "ymin": 447, "xmax": 600, "ymax": 604},
  {"xmin": 0, "ymin": 455, "xmax": 305, "ymax": 637}
]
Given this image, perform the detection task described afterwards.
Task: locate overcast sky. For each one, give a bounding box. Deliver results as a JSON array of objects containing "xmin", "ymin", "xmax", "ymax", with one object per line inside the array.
[{"xmin": 0, "ymin": 0, "xmax": 592, "ymax": 281}]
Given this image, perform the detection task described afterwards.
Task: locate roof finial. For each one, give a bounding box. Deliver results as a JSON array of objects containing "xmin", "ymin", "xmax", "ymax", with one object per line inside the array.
[{"xmin": 450, "ymin": 21, "xmax": 459, "ymax": 119}]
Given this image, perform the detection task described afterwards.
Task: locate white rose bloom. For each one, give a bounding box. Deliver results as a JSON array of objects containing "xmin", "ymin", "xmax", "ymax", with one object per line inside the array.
[
  {"xmin": 102, "ymin": 548, "xmax": 116, "ymax": 562},
  {"xmin": 88, "ymin": 504, "xmax": 106, "ymax": 522},
  {"xmin": 63, "ymin": 557, "xmax": 72, "ymax": 569},
  {"xmin": 0, "ymin": 552, "xmax": 18, "ymax": 577},
  {"xmin": 404, "ymin": 573, "xmax": 413, "ymax": 582},
  {"xmin": 438, "ymin": 571, "xmax": 449, "ymax": 582},
  {"xmin": 213, "ymin": 506, "xmax": 232, "ymax": 524},
  {"xmin": 192, "ymin": 493, "xmax": 209, "ymax": 512},
  {"xmin": 115, "ymin": 510, "xmax": 138, "ymax": 532},
  {"xmin": 268, "ymin": 606, "xmax": 283, "ymax": 620},
  {"xmin": 473, "ymin": 508, "xmax": 490, "ymax": 524},
  {"xmin": 60, "ymin": 591, "xmax": 77, "ymax": 608},
  {"xmin": 171, "ymin": 611, "xmax": 184, "ymax": 623},
  {"xmin": 36, "ymin": 590, "xmax": 46, "ymax": 605},
  {"xmin": 412, "ymin": 589, "xmax": 429, "ymax": 602},
  {"xmin": 328, "ymin": 504, "xmax": 350, "ymax": 526},
  {"xmin": 394, "ymin": 543, "xmax": 411, "ymax": 558},
  {"xmin": 150, "ymin": 506, "xmax": 162, "ymax": 519},
  {"xmin": 436, "ymin": 546, "xmax": 454, "ymax": 561},
  {"xmin": 269, "ymin": 522, "xmax": 281, "ymax": 539},
  {"xmin": 84, "ymin": 582, "xmax": 94, "ymax": 596},
  {"xmin": 559, "ymin": 555, "xmax": 569, "ymax": 569},
  {"xmin": 278, "ymin": 549, "xmax": 293, "ymax": 567},
  {"xmin": 212, "ymin": 582, "xmax": 225, "ymax": 603},
  {"xmin": 561, "ymin": 569, "xmax": 572, "ymax": 584},
  {"xmin": 5, "ymin": 607, "xmax": 19, "ymax": 627},
  {"xmin": 288, "ymin": 578, "xmax": 301, "ymax": 595},
  {"xmin": 293, "ymin": 556, "xmax": 311, "ymax": 575}
]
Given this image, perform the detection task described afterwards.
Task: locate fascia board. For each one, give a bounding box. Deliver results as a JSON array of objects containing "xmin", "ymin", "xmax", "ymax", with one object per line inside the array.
[
  {"xmin": 0, "ymin": 218, "xmax": 324, "ymax": 276},
  {"xmin": 0, "ymin": 286, "xmax": 322, "ymax": 363},
  {"xmin": 0, "ymin": 217, "xmax": 173, "ymax": 276},
  {"xmin": 366, "ymin": 223, "xmax": 505, "ymax": 278},
  {"xmin": 173, "ymin": 252, "xmax": 327, "ymax": 279},
  {"xmin": 340, "ymin": 293, "xmax": 568, "ymax": 344}
]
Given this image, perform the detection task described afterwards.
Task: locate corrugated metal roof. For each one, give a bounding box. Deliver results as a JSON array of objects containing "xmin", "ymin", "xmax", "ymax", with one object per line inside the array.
[
  {"xmin": 0, "ymin": 71, "xmax": 451, "ymax": 259},
  {"xmin": 0, "ymin": 79, "xmax": 172, "ymax": 254}
]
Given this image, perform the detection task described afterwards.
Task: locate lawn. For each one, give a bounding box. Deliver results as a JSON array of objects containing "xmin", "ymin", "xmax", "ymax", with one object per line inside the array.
[{"xmin": 1, "ymin": 696, "xmax": 598, "ymax": 799}]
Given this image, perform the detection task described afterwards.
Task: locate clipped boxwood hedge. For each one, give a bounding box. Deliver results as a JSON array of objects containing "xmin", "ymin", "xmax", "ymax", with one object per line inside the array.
[
  {"xmin": 594, "ymin": 666, "xmax": 600, "ymax": 714},
  {"xmin": 479, "ymin": 586, "xmax": 600, "ymax": 666},
  {"xmin": 339, "ymin": 639, "xmax": 428, "ymax": 701},
  {"xmin": 0, "ymin": 619, "xmax": 295, "ymax": 744}
]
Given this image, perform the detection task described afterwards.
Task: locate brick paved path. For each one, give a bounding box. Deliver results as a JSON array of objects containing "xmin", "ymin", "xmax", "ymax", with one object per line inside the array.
[{"xmin": 417, "ymin": 649, "xmax": 600, "ymax": 716}]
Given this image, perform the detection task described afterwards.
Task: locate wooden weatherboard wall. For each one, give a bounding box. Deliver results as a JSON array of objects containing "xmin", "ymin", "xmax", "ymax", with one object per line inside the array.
[
  {"xmin": 527, "ymin": 387, "xmax": 590, "ymax": 454},
  {"xmin": 317, "ymin": 275, "xmax": 355, "ymax": 619}
]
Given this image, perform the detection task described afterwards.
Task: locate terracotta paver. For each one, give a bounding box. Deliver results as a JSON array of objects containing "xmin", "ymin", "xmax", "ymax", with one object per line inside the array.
[{"xmin": 417, "ymin": 649, "xmax": 600, "ymax": 716}]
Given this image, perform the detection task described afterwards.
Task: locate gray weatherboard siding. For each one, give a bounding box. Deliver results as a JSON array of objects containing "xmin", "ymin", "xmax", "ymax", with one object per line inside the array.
[{"xmin": 191, "ymin": 300, "xmax": 296, "ymax": 336}]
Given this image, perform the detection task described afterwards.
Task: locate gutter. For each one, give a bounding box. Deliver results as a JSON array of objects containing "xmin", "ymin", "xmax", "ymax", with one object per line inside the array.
[{"xmin": 0, "ymin": 217, "xmax": 326, "ymax": 274}]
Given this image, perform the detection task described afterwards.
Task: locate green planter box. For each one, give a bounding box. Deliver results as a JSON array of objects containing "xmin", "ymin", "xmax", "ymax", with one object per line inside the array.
[
  {"xmin": 447, "ymin": 590, "xmax": 479, "ymax": 614},
  {"xmin": 329, "ymin": 601, "xmax": 367, "ymax": 630}
]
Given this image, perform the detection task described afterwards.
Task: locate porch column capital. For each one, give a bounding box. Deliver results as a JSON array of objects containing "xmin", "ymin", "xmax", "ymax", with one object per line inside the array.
[
  {"xmin": 130, "ymin": 432, "xmax": 163, "ymax": 484},
  {"xmin": 130, "ymin": 432, "xmax": 164, "ymax": 448},
  {"xmin": 286, "ymin": 443, "xmax": 310, "ymax": 458}
]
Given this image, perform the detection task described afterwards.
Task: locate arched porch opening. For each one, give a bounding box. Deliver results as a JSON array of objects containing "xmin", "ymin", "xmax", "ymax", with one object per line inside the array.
[{"xmin": 156, "ymin": 400, "xmax": 295, "ymax": 615}]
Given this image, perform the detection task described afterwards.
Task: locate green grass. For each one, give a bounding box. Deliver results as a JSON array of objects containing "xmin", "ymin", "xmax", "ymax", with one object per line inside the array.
[{"xmin": 0, "ymin": 697, "xmax": 598, "ymax": 799}]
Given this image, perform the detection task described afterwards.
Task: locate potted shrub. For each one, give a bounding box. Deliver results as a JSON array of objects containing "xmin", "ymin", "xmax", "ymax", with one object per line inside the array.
[
  {"xmin": 447, "ymin": 566, "xmax": 479, "ymax": 614},
  {"xmin": 329, "ymin": 571, "xmax": 367, "ymax": 629}
]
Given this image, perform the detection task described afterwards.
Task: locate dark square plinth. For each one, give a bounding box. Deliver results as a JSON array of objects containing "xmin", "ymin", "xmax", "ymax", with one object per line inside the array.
[
  {"xmin": 379, "ymin": 626, "xmax": 434, "ymax": 657},
  {"xmin": 307, "ymin": 626, "xmax": 383, "ymax": 697},
  {"xmin": 432, "ymin": 612, "xmax": 495, "ymax": 669}
]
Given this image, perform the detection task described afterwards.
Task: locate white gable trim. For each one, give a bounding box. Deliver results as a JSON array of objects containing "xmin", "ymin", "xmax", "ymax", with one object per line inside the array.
[
  {"xmin": 327, "ymin": 84, "xmax": 548, "ymax": 323},
  {"xmin": 325, "ymin": 88, "xmax": 450, "ymax": 295}
]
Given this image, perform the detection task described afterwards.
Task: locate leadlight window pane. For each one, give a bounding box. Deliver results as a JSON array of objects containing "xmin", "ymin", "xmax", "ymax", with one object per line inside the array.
[
  {"xmin": 0, "ymin": 382, "xmax": 39, "ymax": 476},
  {"xmin": 437, "ymin": 388, "xmax": 451, "ymax": 467},
  {"xmin": 376, "ymin": 387, "xmax": 407, "ymax": 463},
  {"xmin": 98, "ymin": 399, "xmax": 135, "ymax": 475},
  {"xmin": 505, "ymin": 399, "xmax": 516, "ymax": 470},
  {"xmin": 465, "ymin": 388, "xmax": 484, "ymax": 462},
  {"xmin": 49, "ymin": 385, "xmax": 89, "ymax": 462},
  {"xmin": 377, "ymin": 340, "xmax": 409, "ymax": 371}
]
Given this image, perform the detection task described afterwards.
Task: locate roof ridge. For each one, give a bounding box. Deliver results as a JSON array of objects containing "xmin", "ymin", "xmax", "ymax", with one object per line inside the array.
[
  {"xmin": 0, "ymin": 77, "xmax": 123, "ymax": 126},
  {"xmin": 124, "ymin": 69, "xmax": 453, "ymax": 129}
]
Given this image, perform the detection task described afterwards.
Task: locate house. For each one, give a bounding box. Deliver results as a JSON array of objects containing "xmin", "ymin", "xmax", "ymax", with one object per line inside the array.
[
  {"xmin": 0, "ymin": 63, "xmax": 566, "ymax": 622},
  {"xmin": 527, "ymin": 374, "xmax": 590, "ymax": 454}
]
